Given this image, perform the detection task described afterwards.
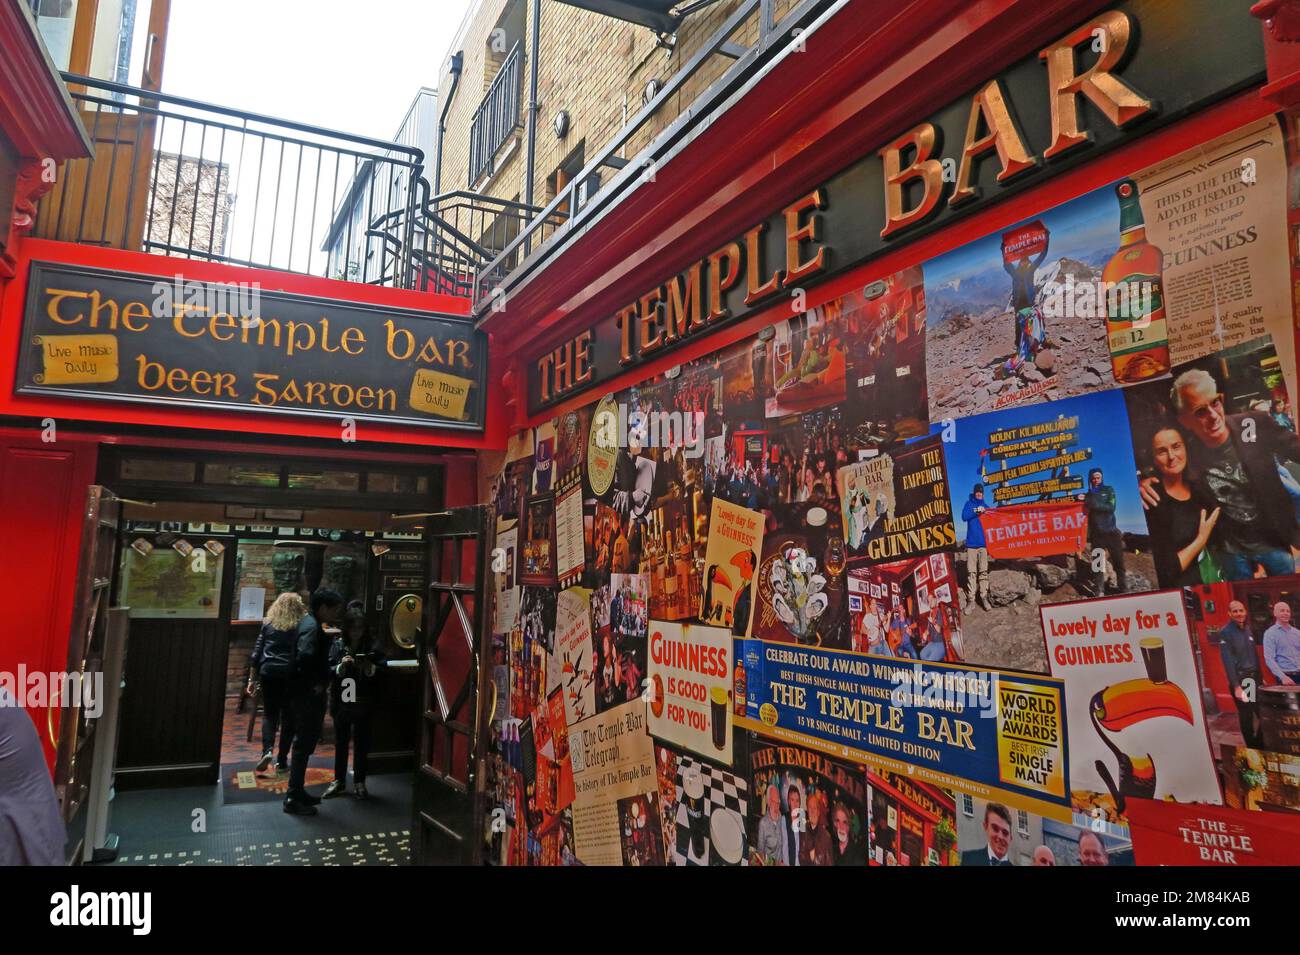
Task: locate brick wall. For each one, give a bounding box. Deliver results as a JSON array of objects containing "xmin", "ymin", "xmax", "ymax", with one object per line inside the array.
[{"xmin": 436, "ymin": 0, "xmax": 802, "ymax": 215}]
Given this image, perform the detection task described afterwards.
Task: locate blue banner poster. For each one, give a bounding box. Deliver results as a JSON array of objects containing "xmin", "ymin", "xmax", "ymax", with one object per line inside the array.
[{"xmin": 735, "ymin": 639, "xmax": 1071, "ymax": 820}]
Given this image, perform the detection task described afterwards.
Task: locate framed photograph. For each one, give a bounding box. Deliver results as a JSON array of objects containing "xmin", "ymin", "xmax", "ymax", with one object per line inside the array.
[
  {"xmin": 121, "ymin": 549, "xmax": 223, "ymax": 619},
  {"xmin": 521, "ymin": 493, "xmax": 558, "ymax": 585},
  {"xmin": 914, "ymin": 561, "xmax": 931, "ymax": 585},
  {"xmin": 929, "ymin": 553, "xmax": 947, "ymax": 581}
]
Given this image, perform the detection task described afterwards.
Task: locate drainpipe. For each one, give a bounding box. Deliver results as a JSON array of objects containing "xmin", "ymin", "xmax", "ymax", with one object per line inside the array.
[
  {"xmin": 434, "ymin": 51, "xmax": 463, "ymax": 195},
  {"xmin": 525, "ymin": 0, "xmax": 541, "ymax": 207}
]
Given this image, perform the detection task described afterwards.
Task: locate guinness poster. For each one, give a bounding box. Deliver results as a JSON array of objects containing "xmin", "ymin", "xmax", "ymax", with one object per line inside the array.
[{"xmin": 837, "ymin": 434, "xmax": 955, "ymax": 566}]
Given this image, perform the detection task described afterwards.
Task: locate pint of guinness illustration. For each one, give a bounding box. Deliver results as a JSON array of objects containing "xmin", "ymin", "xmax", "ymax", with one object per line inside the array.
[
  {"xmin": 710, "ymin": 686, "xmax": 730, "ymax": 750},
  {"xmin": 683, "ymin": 768, "xmax": 707, "ymax": 860},
  {"xmin": 1140, "ymin": 637, "xmax": 1167, "ymax": 684}
]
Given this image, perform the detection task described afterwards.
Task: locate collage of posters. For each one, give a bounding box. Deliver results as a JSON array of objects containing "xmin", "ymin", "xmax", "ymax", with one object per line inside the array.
[{"xmin": 482, "ymin": 112, "xmax": 1300, "ymax": 865}]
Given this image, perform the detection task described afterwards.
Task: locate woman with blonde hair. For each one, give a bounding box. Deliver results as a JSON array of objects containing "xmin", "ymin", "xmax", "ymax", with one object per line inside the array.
[{"xmin": 248, "ymin": 592, "xmax": 307, "ymax": 773}]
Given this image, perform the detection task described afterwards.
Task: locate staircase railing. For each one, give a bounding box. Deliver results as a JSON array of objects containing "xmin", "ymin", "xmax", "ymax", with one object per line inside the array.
[{"xmin": 38, "ymin": 73, "xmax": 427, "ymax": 287}]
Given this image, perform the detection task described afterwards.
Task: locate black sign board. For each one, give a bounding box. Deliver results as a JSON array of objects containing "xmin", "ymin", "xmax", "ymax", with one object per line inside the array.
[
  {"xmin": 18, "ymin": 262, "xmax": 487, "ymax": 430},
  {"xmin": 525, "ymin": 0, "xmax": 1265, "ymax": 414}
]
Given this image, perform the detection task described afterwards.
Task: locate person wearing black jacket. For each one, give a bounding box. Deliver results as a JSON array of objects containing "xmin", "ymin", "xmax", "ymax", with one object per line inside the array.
[
  {"xmin": 249, "ymin": 592, "xmax": 306, "ymax": 773},
  {"xmin": 284, "ymin": 588, "xmax": 344, "ymax": 816},
  {"xmin": 1161, "ymin": 368, "xmax": 1300, "ymax": 580},
  {"xmin": 323, "ymin": 609, "xmax": 387, "ymax": 800}
]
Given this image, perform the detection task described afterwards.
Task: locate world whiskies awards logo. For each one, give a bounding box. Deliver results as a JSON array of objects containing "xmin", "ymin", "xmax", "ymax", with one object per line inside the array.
[{"xmin": 49, "ymin": 886, "xmax": 152, "ymax": 935}]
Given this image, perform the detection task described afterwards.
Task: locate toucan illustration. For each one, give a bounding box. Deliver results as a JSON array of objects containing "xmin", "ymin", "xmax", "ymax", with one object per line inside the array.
[
  {"xmin": 702, "ymin": 564, "xmax": 731, "ymax": 623},
  {"xmin": 1088, "ymin": 678, "xmax": 1193, "ymax": 814}
]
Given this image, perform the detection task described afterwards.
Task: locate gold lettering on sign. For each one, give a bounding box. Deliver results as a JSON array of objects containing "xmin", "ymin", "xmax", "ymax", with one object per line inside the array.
[
  {"xmin": 663, "ymin": 261, "xmax": 703, "ymax": 344},
  {"xmin": 949, "ymin": 79, "xmax": 1037, "ymax": 207},
  {"xmin": 783, "ymin": 189, "xmax": 828, "ymax": 285},
  {"xmin": 1040, "ymin": 10, "xmax": 1153, "ymax": 160},
  {"xmin": 638, "ymin": 288, "xmax": 664, "ymax": 355},
  {"xmin": 573, "ymin": 329, "xmax": 593, "ymax": 386},
  {"xmin": 706, "ymin": 241, "xmax": 742, "ymax": 324},
  {"xmin": 743, "ymin": 222, "xmax": 783, "ymax": 306},
  {"xmin": 536, "ymin": 352, "xmax": 555, "ymax": 403},
  {"xmin": 615, "ymin": 304, "xmax": 639, "ymax": 366},
  {"xmin": 879, "ymin": 123, "xmax": 944, "ymax": 239}
]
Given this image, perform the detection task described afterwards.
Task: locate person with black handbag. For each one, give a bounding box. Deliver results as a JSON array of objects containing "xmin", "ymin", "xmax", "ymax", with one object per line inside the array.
[
  {"xmin": 248, "ymin": 592, "xmax": 306, "ymax": 774},
  {"xmin": 283, "ymin": 588, "xmax": 344, "ymax": 816}
]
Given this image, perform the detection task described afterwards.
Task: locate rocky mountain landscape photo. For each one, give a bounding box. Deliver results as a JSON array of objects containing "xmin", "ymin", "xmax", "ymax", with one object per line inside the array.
[{"xmin": 927, "ymin": 255, "xmax": 1115, "ymax": 421}]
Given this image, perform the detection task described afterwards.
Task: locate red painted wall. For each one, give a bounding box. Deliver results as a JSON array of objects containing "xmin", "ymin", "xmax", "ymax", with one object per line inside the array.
[{"xmin": 0, "ymin": 427, "xmax": 98, "ymax": 767}]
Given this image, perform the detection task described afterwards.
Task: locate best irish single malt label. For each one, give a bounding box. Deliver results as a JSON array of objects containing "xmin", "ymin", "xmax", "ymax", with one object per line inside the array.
[{"xmin": 17, "ymin": 262, "xmax": 486, "ymax": 429}]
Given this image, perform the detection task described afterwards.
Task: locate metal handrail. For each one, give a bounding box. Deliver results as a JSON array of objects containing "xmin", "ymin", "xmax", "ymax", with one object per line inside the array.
[
  {"xmin": 363, "ymin": 180, "xmax": 568, "ymax": 297},
  {"xmin": 471, "ymin": 0, "xmax": 842, "ymax": 314},
  {"xmin": 38, "ymin": 73, "xmax": 427, "ymax": 288},
  {"xmin": 62, "ymin": 73, "xmax": 428, "ymax": 159},
  {"xmin": 467, "ymin": 42, "xmax": 524, "ymax": 186}
]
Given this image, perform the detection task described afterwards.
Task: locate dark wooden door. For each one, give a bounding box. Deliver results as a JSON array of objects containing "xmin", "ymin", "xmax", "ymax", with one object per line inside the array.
[
  {"xmin": 412, "ymin": 506, "xmax": 491, "ymax": 865},
  {"xmin": 55, "ymin": 485, "xmax": 120, "ymax": 861},
  {"xmin": 114, "ymin": 542, "xmax": 236, "ymax": 788}
]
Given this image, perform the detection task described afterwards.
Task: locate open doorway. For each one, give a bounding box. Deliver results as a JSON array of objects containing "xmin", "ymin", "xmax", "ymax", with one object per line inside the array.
[{"xmin": 95, "ymin": 445, "xmax": 451, "ymax": 865}]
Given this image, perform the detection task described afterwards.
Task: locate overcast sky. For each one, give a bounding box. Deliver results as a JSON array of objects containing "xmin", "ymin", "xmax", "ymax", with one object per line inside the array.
[{"xmin": 162, "ymin": 0, "xmax": 473, "ymax": 141}]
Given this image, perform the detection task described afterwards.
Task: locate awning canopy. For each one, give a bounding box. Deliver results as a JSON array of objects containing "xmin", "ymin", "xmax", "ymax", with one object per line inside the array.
[{"xmin": 552, "ymin": 0, "xmax": 681, "ymax": 33}]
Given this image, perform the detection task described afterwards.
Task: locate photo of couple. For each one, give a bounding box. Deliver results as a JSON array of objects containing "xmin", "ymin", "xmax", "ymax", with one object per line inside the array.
[{"xmin": 1126, "ymin": 337, "xmax": 1300, "ymax": 586}]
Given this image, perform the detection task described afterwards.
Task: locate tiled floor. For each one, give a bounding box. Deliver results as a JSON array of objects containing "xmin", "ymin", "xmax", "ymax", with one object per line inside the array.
[
  {"xmin": 105, "ymin": 771, "xmax": 412, "ymax": 867},
  {"xmin": 114, "ymin": 830, "xmax": 411, "ymax": 866}
]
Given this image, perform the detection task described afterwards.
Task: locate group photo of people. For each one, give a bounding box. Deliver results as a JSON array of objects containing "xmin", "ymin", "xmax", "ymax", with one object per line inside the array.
[
  {"xmin": 247, "ymin": 588, "xmax": 385, "ymax": 815},
  {"xmin": 592, "ymin": 575, "xmax": 648, "ymax": 712},
  {"xmin": 846, "ymin": 556, "xmax": 964, "ymax": 662},
  {"xmin": 749, "ymin": 745, "xmax": 869, "ymax": 866}
]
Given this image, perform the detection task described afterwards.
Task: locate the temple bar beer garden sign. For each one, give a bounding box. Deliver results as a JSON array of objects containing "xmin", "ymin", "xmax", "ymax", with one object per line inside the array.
[
  {"xmin": 526, "ymin": 0, "xmax": 1265, "ymax": 414},
  {"xmin": 17, "ymin": 262, "xmax": 487, "ymax": 430}
]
